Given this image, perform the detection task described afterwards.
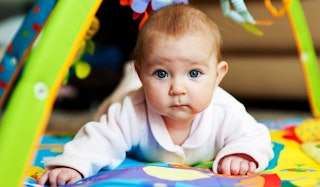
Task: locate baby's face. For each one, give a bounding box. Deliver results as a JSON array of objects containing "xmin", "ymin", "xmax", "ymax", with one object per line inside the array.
[{"xmin": 137, "ymin": 33, "xmax": 224, "ymax": 122}]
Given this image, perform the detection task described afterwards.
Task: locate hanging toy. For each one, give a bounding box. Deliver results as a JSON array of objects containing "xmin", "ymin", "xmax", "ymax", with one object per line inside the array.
[
  {"xmin": 120, "ymin": 0, "xmax": 189, "ymax": 28},
  {"xmin": 220, "ymin": 0, "xmax": 273, "ymax": 36},
  {"xmin": 66, "ymin": 16, "xmax": 100, "ymax": 82}
]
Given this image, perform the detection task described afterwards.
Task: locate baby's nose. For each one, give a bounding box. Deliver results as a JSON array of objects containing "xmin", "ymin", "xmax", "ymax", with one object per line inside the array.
[{"xmin": 169, "ymin": 80, "xmax": 186, "ymax": 96}]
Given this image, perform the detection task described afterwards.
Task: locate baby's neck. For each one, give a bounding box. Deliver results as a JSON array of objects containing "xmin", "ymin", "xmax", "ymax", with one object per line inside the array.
[{"xmin": 163, "ymin": 117, "xmax": 193, "ymax": 146}]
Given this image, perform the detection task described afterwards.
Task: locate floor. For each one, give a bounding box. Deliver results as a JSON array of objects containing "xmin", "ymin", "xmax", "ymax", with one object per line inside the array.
[{"xmin": 47, "ymin": 109, "xmax": 96, "ymax": 133}]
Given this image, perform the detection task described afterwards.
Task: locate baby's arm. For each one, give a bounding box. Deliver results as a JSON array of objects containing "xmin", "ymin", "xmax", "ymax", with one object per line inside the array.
[
  {"xmin": 38, "ymin": 167, "xmax": 82, "ymax": 186},
  {"xmin": 217, "ymin": 153, "xmax": 257, "ymax": 175}
]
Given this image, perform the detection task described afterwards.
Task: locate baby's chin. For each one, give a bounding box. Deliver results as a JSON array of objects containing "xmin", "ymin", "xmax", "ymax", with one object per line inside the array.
[{"xmin": 161, "ymin": 110, "xmax": 198, "ymax": 122}]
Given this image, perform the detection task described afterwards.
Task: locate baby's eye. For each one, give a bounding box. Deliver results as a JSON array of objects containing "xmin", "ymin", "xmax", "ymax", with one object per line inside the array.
[
  {"xmin": 189, "ymin": 70, "xmax": 201, "ymax": 78},
  {"xmin": 154, "ymin": 70, "xmax": 168, "ymax": 79}
]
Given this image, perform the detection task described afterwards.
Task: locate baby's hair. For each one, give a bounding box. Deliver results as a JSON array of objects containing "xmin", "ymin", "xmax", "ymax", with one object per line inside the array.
[{"xmin": 133, "ymin": 3, "xmax": 222, "ymax": 66}]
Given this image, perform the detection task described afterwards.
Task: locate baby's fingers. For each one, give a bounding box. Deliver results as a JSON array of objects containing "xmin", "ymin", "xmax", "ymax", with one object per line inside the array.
[
  {"xmin": 218, "ymin": 156, "xmax": 257, "ymax": 175},
  {"xmin": 237, "ymin": 160, "xmax": 249, "ymax": 175},
  {"xmin": 55, "ymin": 172, "xmax": 72, "ymax": 186},
  {"xmin": 66, "ymin": 174, "xmax": 82, "ymax": 184},
  {"xmin": 247, "ymin": 161, "xmax": 257, "ymax": 174},
  {"xmin": 48, "ymin": 169, "xmax": 62, "ymax": 187},
  {"xmin": 37, "ymin": 170, "xmax": 49, "ymax": 185},
  {"xmin": 218, "ymin": 156, "xmax": 232, "ymax": 175},
  {"xmin": 49, "ymin": 168, "xmax": 80, "ymax": 186},
  {"xmin": 238, "ymin": 161, "xmax": 256, "ymax": 175}
]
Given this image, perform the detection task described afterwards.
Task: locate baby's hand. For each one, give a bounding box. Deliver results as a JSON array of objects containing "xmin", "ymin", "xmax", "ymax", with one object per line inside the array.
[
  {"xmin": 217, "ymin": 154, "xmax": 257, "ymax": 175},
  {"xmin": 37, "ymin": 167, "xmax": 82, "ymax": 187}
]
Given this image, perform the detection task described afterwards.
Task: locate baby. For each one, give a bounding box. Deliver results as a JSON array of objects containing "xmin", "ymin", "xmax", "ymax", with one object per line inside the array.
[{"xmin": 39, "ymin": 3, "xmax": 274, "ymax": 186}]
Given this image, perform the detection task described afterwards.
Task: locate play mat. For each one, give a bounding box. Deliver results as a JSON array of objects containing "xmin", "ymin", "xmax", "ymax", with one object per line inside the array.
[{"xmin": 23, "ymin": 118, "xmax": 320, "ymax": 187}]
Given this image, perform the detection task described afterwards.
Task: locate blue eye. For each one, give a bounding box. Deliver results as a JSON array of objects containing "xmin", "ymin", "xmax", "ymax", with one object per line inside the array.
[
  {"xmin": 189, "ymin": 70, "xmax": 200, "ymax": 78},
  {"xmin": 155, "ymin": 70, "xmax": 168, "ymax": 78}
]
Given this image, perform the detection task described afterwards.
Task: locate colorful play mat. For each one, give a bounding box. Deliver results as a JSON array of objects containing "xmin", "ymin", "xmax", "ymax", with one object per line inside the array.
[{"xmin": 24, "ymin": 118, "xmax": 320, "ymax": 186}]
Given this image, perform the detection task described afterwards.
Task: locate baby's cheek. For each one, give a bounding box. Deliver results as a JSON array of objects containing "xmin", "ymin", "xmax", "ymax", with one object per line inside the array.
[
  {"xmin": 191, "ymin": 92, "xmax": 213, "ymax": 112},
  {"xmin": 145, "ymin": 93, "xmax": 168, "ymax": 112}
]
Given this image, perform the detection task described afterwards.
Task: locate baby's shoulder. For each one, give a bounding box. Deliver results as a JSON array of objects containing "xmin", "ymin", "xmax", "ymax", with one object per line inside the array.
[
  {"xmin": 109, "ymin": 88, "xmax": 148, "ymax": 117},
  {"xmin": 212, "ymin": 87, "xmax": 245, "ymax": 110},
  {"xmin": 106, "ymin": 88, "xmax": 148, "ymax": 125},
  {"xmin": 124, "ymin": 88, "xmax": 146, "ymax": 106}
]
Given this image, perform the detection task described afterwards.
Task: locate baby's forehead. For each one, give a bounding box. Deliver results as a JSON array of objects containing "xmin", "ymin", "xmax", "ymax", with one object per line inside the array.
[
  {"xmin": 144, "ymin": 31, "xmax": 218, "ymax": 52},
  {"xmin": 146, "ymin": 30, "xmax": 217, "ymax": 44},
  {"xmin": 143, "ymin": 36, "xmax": 218, "ymax": 63}
]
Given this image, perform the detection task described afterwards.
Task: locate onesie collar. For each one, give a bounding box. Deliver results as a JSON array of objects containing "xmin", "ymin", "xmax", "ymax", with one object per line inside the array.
[{"xmin": 147, "ymin": 104, "xmax": 213, "ymax": 152}]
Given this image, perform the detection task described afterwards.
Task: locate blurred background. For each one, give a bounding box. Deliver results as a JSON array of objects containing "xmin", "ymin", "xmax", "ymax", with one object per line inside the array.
[{"xmin": 0, "ymin": 0, "xmax": 317, "ymax": 131}]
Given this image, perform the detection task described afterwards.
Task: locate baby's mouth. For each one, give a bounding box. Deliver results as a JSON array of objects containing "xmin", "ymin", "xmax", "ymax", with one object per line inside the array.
[{"xmin": 171, "ymin": 104, "xmax": 188, "ymax": 108}]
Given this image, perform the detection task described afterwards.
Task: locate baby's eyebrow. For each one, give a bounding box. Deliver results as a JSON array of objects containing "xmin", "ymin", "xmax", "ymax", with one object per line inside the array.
[
  {"xmin": 145, "ymin": 54, "xmax": 211, "ymax": 68},
  {"xmin": 187, "ymin": 58, "xmax": 210, "ymax": 67}
]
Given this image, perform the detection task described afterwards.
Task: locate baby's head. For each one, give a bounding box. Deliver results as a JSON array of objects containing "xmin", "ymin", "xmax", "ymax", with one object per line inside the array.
[
  {"xmin": 133, "ymin": 3, "xmax": 222, "ymax": 67},
  {"xmin": 133, "ymin": 4, "xmax": 228, "ymax": 121}
]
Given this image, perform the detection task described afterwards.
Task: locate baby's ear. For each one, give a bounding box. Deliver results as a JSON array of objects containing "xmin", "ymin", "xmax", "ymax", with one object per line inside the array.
[
  {"xmin": 134, "ymin": 61, "xmax": 140, "ymax": 72},
  {"xmin": 215, "ymin": 61, "xmax": 228, "ymax": 86},
  {"xmin": 134, "ymin": 61, "xmax": 142, "ymax": 78}
]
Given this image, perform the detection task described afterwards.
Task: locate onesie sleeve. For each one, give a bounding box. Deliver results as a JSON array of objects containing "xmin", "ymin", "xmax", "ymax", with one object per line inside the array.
[
  {"xmin": 45, "ymin": 94, "xmax": 145, "ymax": 177},
  {"xmin": 211, "ymin": 107, "xmax": 274, "ymax": 173}
]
